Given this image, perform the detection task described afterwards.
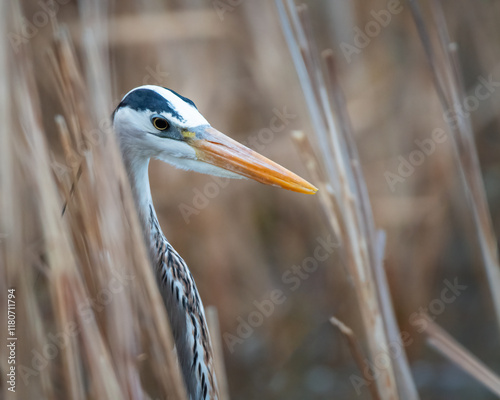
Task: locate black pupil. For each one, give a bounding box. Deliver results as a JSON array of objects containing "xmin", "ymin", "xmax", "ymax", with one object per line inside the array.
[{"xmin": 154, "ymin": 118, "xmax": 168, "ymax": 130}]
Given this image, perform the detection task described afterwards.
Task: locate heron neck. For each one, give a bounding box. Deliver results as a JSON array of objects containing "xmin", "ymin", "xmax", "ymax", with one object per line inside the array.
[{"xmin": 123, "ymin": 155, "xmax": 157, "ymax": 235}]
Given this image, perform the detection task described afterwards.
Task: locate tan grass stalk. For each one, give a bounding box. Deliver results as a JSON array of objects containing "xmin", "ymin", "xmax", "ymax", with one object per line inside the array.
[
  {"xmin": 13, "ymin": 5, "xmax": 127, "ymax": 398},
  {"xmin": 276, "ymin": 2, "xmax": 419, "ymax": 399},
  {"xmin": 206, "ymin": 306, "xmax": 231, "ymax": 400},
  {"xmin": 48, "ymin": 22, "xmax": 187, "ymax": 400},
  {"xmin": 421, "ymin": 318, "xmax": 500, "ymax": 397},
  {"xmin": 13, "ymin": 38, "xmax": 123, "ymax": 400},
  {"xmin": 2, "ymin": 0, "xmax": 189, "ymax": 398},
  {"xmin": 323, "ymin": 49, "xmax": 418, "ymax": 400},
  {"xmin": 408, "ymin": 0, "xmax": 500, "ymax": 336},
  {"xmin": 330, "ymin": 317, "xmax": 382, "ymax": 400}
]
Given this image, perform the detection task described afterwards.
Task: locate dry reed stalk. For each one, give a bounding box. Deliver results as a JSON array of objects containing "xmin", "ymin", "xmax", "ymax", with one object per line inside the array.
[
  {"xmin": 419, "ymin": 317, "xmax": 500, "ymax": 397},
  {"xmin": 408, "ymin": 0, "xmax": 500, "ymax": 336},
  {"xmin": 47, "ymin": 21, "xmax": 187, "ymax": 400},
  {"xmin": 74, "ymin": 3, "xmax": 143, "ymax": 397},
  {"xmin": 1, "ymin": 0, "xmax": 190, "ymax": 398},
  {"xmin": 321, "ymin": 51, "xmax": 418, "ymax": 400},
  {"xmin": 330, "ymin": 317, "xmax": 382, "ymax": 400},
  {"xmin": 10, "ymin": 5, "xmax": 125, "ymax": 399},
  {"xmin": 276, "ymin": 1, "xmax": 419, "ymax": 399},
  {"xmin": 206, "ymin": 307, "xmax": 231, "ymax": 400},
  {"xmin": 0, "ymin": 3, "xmax": 28, "ymax": 400}
]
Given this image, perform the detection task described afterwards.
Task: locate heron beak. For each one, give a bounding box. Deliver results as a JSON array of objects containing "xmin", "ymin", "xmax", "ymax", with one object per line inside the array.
[{"xmin": 186, "ymin": 126, "xmax": 318, "ymax": 194}]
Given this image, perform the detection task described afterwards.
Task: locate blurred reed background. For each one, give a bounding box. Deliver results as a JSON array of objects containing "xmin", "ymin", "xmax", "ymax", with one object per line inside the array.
[{"xmin": 1, "ymin": 0, "xmax": 500, "ymax": 399}]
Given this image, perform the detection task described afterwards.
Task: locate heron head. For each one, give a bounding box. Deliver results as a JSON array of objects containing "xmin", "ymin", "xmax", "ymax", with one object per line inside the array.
[{"xmin": 112, "ymin": 85, "xmax": 317, "ymax": 194}]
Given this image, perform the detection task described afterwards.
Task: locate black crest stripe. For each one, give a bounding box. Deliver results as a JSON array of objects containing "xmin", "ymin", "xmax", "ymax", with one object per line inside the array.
[
  {"xmin": 164, "ymin": 87, "xmax": 198, "ymax": 109},
  {"xmin": 115, "ymin": 88, "xmax": 187, "ymax": 122}
]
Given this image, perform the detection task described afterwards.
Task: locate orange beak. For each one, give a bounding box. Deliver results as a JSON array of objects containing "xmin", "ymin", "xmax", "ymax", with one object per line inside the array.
[{"xmin": 187, "ymin": 126, "xmax": 317, "ymax": 195}]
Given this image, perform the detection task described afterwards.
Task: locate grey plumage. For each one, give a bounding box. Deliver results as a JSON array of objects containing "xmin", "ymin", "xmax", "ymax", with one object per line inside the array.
[{"xmin": 148, "ymin": 205, "xmax": 217, "ymax": 399}]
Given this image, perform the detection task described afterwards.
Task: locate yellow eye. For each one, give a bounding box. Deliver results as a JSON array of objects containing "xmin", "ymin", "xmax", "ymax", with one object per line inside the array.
[{"xmin": 152, "ymin": 117, "xmax": 169, "ymax": 131}]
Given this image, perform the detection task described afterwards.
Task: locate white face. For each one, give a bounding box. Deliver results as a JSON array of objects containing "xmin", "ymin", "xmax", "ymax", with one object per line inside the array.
[
  {"xmin": 113, "ymin": 85, "xmax": 243, "ymax": 179},
  {"xmin": 113, "ymin": 85, "xmax": 318, "ymax": 195}
]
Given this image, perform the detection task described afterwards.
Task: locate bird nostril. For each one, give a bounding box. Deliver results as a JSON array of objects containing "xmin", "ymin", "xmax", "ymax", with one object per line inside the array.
[{"xmin": 181, "ymin": 130, "xmax": 196, "ymax": 139}]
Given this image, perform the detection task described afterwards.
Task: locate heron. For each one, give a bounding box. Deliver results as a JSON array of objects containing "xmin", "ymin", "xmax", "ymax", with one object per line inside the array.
[{"xmin": 112, "ymin": 85, "xmax": 317, "ymax": 400}]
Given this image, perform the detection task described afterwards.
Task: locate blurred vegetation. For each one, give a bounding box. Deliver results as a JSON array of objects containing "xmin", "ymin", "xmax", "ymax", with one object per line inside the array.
[{"xmin": 2, "ymin": 0, "xmax": 500, "ymax": 399}]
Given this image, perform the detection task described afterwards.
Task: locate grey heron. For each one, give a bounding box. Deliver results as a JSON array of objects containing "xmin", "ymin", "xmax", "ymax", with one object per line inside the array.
[{"xmin": 112, "ymin": 85, "xmax": 317, "ymax": 400}]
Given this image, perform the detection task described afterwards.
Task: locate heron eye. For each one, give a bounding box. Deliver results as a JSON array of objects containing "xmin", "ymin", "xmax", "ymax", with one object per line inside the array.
[{"xmin": 152, "ymin": 117, "xmax": 169, "ymax": 131}]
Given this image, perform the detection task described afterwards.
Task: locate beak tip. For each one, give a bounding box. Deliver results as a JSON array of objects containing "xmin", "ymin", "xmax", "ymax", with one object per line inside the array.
[
  {"xmin": 290, "ymin": 181, "xmax": 318, "ymax": 195},
  {"xmin": 305, "ymin": 186, "xmax": 319, "ymax": 195}
]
